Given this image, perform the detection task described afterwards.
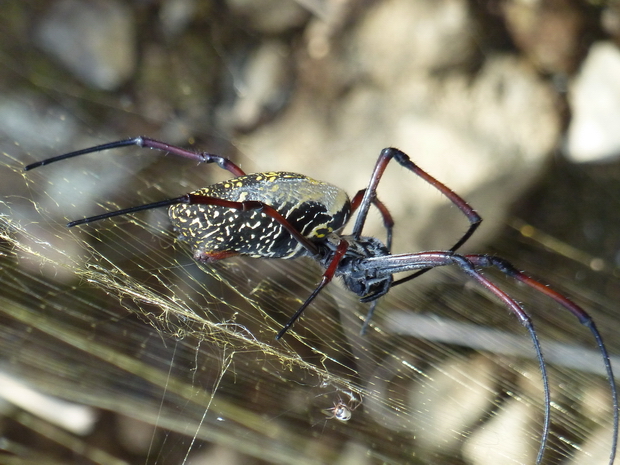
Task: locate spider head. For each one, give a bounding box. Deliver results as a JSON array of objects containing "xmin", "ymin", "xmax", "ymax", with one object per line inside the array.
[{"xmin": 333, "ymin": 235, "xmax": 393, "ymax": 301}]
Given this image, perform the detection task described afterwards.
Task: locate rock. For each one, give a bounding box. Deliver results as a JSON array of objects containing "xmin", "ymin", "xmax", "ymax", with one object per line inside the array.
[
  {"xmin": 217, "ymin": 41, "xmax": 293, "ymax": 133},
  {"xmin": 566, "ymin": 42, "xmax": 620, "ymax": 162},
  {"xmin": 0, "ymin": 95, "xmax": 77, "ymax": 153},
  {"xmin": 35, "ymin": 0, "xmax": 136, "ymax": 90},
  {"xmin": 226, "ymin": 0, "xmax": 310, "ymax": 34},
  {"xmin": 502, "ymin": 0, "xmax": 590, "ymax": 74},
  {"xmin": 159, "ymin": 0, "xmax": 197, "ymax": 37},
  {"xmin": 236, "ymin": 53, "xmax": 560, "ymax": 252},
  {"xmin": 353, "ymin": 0, "xmax": 477, "ymax": 81}
]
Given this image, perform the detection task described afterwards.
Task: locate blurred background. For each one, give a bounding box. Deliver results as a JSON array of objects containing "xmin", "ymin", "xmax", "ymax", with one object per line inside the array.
[{"xmin": 1, "ymin": 0, "xmax": 620, "ymax": 463}]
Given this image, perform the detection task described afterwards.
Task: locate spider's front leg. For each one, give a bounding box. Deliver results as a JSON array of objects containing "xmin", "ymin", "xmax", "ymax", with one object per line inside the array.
[
  {"xmin": 275, "ymin": 239, "xmax": 350, "ymax": 340},
  {"xmin": 25, "ymin": 136, "xmax": 247, "ymax": 177}
]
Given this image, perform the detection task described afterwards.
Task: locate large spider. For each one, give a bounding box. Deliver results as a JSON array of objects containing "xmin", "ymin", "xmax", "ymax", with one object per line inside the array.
[{"xmin": 25, "ymin": 137, "xmax": 618, "ymax": 464}]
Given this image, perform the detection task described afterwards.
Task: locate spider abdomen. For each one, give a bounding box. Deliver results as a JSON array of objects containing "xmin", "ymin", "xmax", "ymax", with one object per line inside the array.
[{"xmin": 168, "ymin": 172, "xmax": 351, "ymax": 261}]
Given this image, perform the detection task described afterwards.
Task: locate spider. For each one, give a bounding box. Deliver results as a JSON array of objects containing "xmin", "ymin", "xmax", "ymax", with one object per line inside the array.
[
  {"xmin": 25, "ymin": 137, "xmax": 618, "ymax": 464},
  {"xmin": 323, "ymin": 391, "xmax": 362, "ymax": 422}
]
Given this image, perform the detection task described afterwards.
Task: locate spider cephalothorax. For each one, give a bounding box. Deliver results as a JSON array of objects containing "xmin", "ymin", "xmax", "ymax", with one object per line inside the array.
[{"xmin": 324, "ymin": 234, "xmax": 393, "ymax": 301}]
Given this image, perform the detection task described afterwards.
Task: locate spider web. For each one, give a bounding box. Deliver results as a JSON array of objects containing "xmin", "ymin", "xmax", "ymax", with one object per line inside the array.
[
  {"xmin": 2, "ymin": 133, "xmax": 619, "ymax": 465},
  {"xmin": 0, "ymin": 9, "xmax": 619, "ymax": 465}
]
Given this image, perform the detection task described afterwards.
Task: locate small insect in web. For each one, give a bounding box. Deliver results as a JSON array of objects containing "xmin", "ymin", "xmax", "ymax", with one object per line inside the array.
[
  {"xmin": 25, "ymin": 137, "xmax": 618, "ymax": 464},
  {"xmin": 323, "ymin": 391, "xmax": 362, "ymax": 422}
]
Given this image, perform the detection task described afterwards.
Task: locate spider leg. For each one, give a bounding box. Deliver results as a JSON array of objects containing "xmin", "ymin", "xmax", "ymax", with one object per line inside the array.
[
  {"xmin": 360, "ymin": 251, "xmax": 551, "ymax": 462},
  {"xmin": 351, "ymin": 189, "xmax": 395, "ymax": 335},
  {"xmin": 352, "ymin": 147, "xmax": 482, "ymax": 287},
  {"xmin": 67, "ymin": 193, "xmax": 321, "ymax": 257},
  {"xmin": 359, "ymin": 300, "xmax": 379, "ymax": 335},
  {"xmin": 351, "ymin": 189, "xmax": 395, "ymax": 251},
  {"xmin": 450, "ymin": 254, "xmax": 551, "ymax": 465},
  {"xmin": 364, "ymin": 250, "xmax": 617, "ymax": 463},
  {"xmin": 274, "ymin": 188, "xmax": 393, "ymax": 339},
  {"xmin": 351, "ymin": 147, "xmax": 481, "ymax": 332},
  {"xmin": 466, "ymin": 254, "xmax": 618, "ymax": 465},
  {"xmin": 276, "ymin": 239, "xmax": 350, "ymax": 340},
  {"xmin": 24, "ymin": 136, "xmax": 246, "ymax": 177}
]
